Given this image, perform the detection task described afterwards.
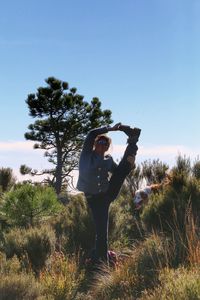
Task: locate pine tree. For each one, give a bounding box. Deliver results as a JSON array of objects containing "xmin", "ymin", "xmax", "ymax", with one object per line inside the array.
[{"xmin": 23, "ymin": 77, "xmax": 113, "ymax": 194}]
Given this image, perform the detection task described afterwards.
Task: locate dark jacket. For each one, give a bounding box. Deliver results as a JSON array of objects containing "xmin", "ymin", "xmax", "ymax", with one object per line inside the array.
[{"xmin": 77, "ymin": 126, "xmax": 117, "ymax": 195}]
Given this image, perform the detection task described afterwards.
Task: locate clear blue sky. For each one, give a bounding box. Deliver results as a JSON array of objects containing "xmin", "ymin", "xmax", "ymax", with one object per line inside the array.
[{"xmin": 0, "ymin": 0, "xmax": 199, "ymax": 179}]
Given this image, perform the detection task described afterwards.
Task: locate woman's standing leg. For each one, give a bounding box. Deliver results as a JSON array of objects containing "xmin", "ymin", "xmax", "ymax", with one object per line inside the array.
[{"xmin": 87, "ymin": 195, "xmax": 110, "ymax": 264}]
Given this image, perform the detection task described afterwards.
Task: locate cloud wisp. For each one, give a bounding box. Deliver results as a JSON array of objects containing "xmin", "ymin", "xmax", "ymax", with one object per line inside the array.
[
  {"xmin": 0, "ymin": 140, "xmax": 199, "ymax": 182},
  {"xmin": 0, "ymin": 141, "xmax": 35, "ymax": 151},
  {"xmin": 111, "ymin": 144, "xmax": 199, "ymax": 163}
]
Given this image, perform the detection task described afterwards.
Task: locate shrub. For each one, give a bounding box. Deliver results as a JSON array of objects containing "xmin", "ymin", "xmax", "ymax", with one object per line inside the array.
[
  {"xmin": 141, "ymin": 172, "xmax": 200, "ymax": 234},
  {"xmin": 2, "ymin": 226, "xmax": 56, "ymax": 275},
  {"xmin": 40, "ymin": 252, "xmax": 84, "ymax": 300},
  {"xmin": 142, "ymin": 267, "xmax": 200, "ymax": 300},
  {"xmin": 172, "ymin": 154, "xmax": 191, "ymax": 177},
  {"xmin": 192, "ymin": 159, "xmax": 200, "ymax": 180},
  {"xmin": 52, "ymin": 193, "xmax": 95, "ymax": 254},
  {"xmin": 134, "ymin": 235, "xmax": 168, "ymax": 283},
  {"xmin": 24, "ymin": 225, "xmax": 56, "ymax": 274},
  {"xmin": 185, "ymin": 177, "xmax": 200, "ymax": 219},
  {"xmin": 0, "ymin": 252, "xmax": 21, "ymax": 275},
  {"xmin": 109, "ymin": 195, "xmax": 146, "ymax": 249},
  {"xmin": 0, "ymin": 273, "xmax": 43, "ymax": 300},
  {"xmin": 1, "ymin": 184, "xmax": 61, "ymax": 227},
  {"xmin": 141, "ymin": 181, "xmax": 200, "ymax": 268},
  {"xmin": 0, "ymin": 167, "xmax": 16, "ymax": 193},
  {"xmin": 1, "ymin": 228, "xmax": 25, "ymax": 259},
  {"xmin": 141, "ymin": 159, "xmax": 169, "ymax": 184}
]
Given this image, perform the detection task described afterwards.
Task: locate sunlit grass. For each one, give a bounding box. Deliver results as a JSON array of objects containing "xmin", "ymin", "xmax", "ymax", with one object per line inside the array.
[{"xmin": 39, "ymin": 251, "xmax": 85, "ymax": 300}]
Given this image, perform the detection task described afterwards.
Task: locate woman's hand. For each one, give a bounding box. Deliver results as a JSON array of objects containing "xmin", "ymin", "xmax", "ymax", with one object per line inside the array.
[{"xmin": 108, "ymin": 122, "xmax": 122, "ymax": 131}]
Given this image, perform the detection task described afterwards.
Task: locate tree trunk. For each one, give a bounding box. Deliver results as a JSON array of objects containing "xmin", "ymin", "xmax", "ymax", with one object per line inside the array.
[{"xmin": 55, "ymin": 147, "xmax": 63, "ymax": 195}]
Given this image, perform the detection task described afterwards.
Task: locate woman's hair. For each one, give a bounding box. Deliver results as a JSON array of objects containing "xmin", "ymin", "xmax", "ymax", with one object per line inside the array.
[{"xmin": 94, "ymin": 134, "xmax": 111, "ymax": 146}]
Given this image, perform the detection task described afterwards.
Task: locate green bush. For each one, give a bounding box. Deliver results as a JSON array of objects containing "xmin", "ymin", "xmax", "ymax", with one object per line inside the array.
[
  {"xmin": 24, "ymin": 225, "xmax": 56, "ymax": 274},
  {"xmin": 172, "ymin": 154, "xmax": 191, "ymax": 177},
  {"xmin": 192, "ymin": 159, "xmax": 200, "ymax": 180},
  {"xmin": 185, "ymin": 177, "xmax": 200, "ymax": 219},
  {"xmin": 0, "ymin": 167, "xmax": 16, "ymax": 193},
  {"xmin": 40, "ymin": 252, "xmax": 85, "ymax": 300},
  {"xmin": 141, "ymin": 172, "xmax": 200, "ymax": 234},
  {"xmin": 142, "ymin": 267, "xmax": 200, "ymax": 300},
  {"xmin": 133, "ymin": 235, "xmax": 169, "ymax": 290},
  {"xmin": 1, "ymin": 184, "xmax": 61, "ymax": 227},
  {"xmin": 0, "ymin": 252, "xmax": 21, "ymax": 275},
  {"xmin": 1, "ymin": 228, "xmax": 25, "ymax": 259},
  {"xmin": 109, "ymin": 195, "xmax": 146, "ymax": 249},
  {"xmin": 52, "ymin": 193, "xmax": 95, "ymax": 254},
  {"xmin": 141, "ymin": 159, "xmax": 169, "ymax": 184},
  {"xmin": 140, "ymin": 174, "xmax": 200, "ymax": 268},
  {"xmin": 0, "ymin": 273, "xmax": 43, "ymax": 300},
  {"xmin": 2, "ymin": 226, "xmax": 56, "ymax": 274}
]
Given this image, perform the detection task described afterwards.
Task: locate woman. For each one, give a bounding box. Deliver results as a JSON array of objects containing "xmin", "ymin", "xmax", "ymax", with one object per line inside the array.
[{"xmin": 77, "ymin": 123, "xmax": 141, "ymax": 264}]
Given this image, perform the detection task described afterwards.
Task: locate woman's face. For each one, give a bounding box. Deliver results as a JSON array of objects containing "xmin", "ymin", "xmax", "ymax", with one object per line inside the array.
[{"xmin": 94, "ymin": 138, "xmax": 110, "ymax": 155}]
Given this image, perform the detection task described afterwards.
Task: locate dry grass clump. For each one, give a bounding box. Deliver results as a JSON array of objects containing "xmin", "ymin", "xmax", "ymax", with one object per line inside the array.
[
  {"xmin": 141, "ymin": 267, "xmax": 200, "ymax": 300},
  {"xmin": 0, "ymin": 273, "xmax": 43, "ymax": 300},
  {"xmin": 39, "ymin": 251, "xmax": 85, "ymax": 300}
]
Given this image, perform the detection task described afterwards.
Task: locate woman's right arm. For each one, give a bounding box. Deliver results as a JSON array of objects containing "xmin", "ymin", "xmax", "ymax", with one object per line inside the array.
[
  {"xmin": 82, "ymin": 126, "xmax": 110, "ymax": 153},
  {"xmin": 82, "ymin": 123, "xmax": 121, "ymax": 153}
]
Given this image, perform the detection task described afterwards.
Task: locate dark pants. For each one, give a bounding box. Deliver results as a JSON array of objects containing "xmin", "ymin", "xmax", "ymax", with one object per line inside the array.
[{"xmin": 86, "ymin": 142, "xmax": 138, "ymax": 264}]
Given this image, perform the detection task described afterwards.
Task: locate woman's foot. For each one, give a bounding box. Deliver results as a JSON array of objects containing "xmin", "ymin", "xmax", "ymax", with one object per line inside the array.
[{"xmin": 119, "ymin": 125, "xmax": 141, "ymax": 142}]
